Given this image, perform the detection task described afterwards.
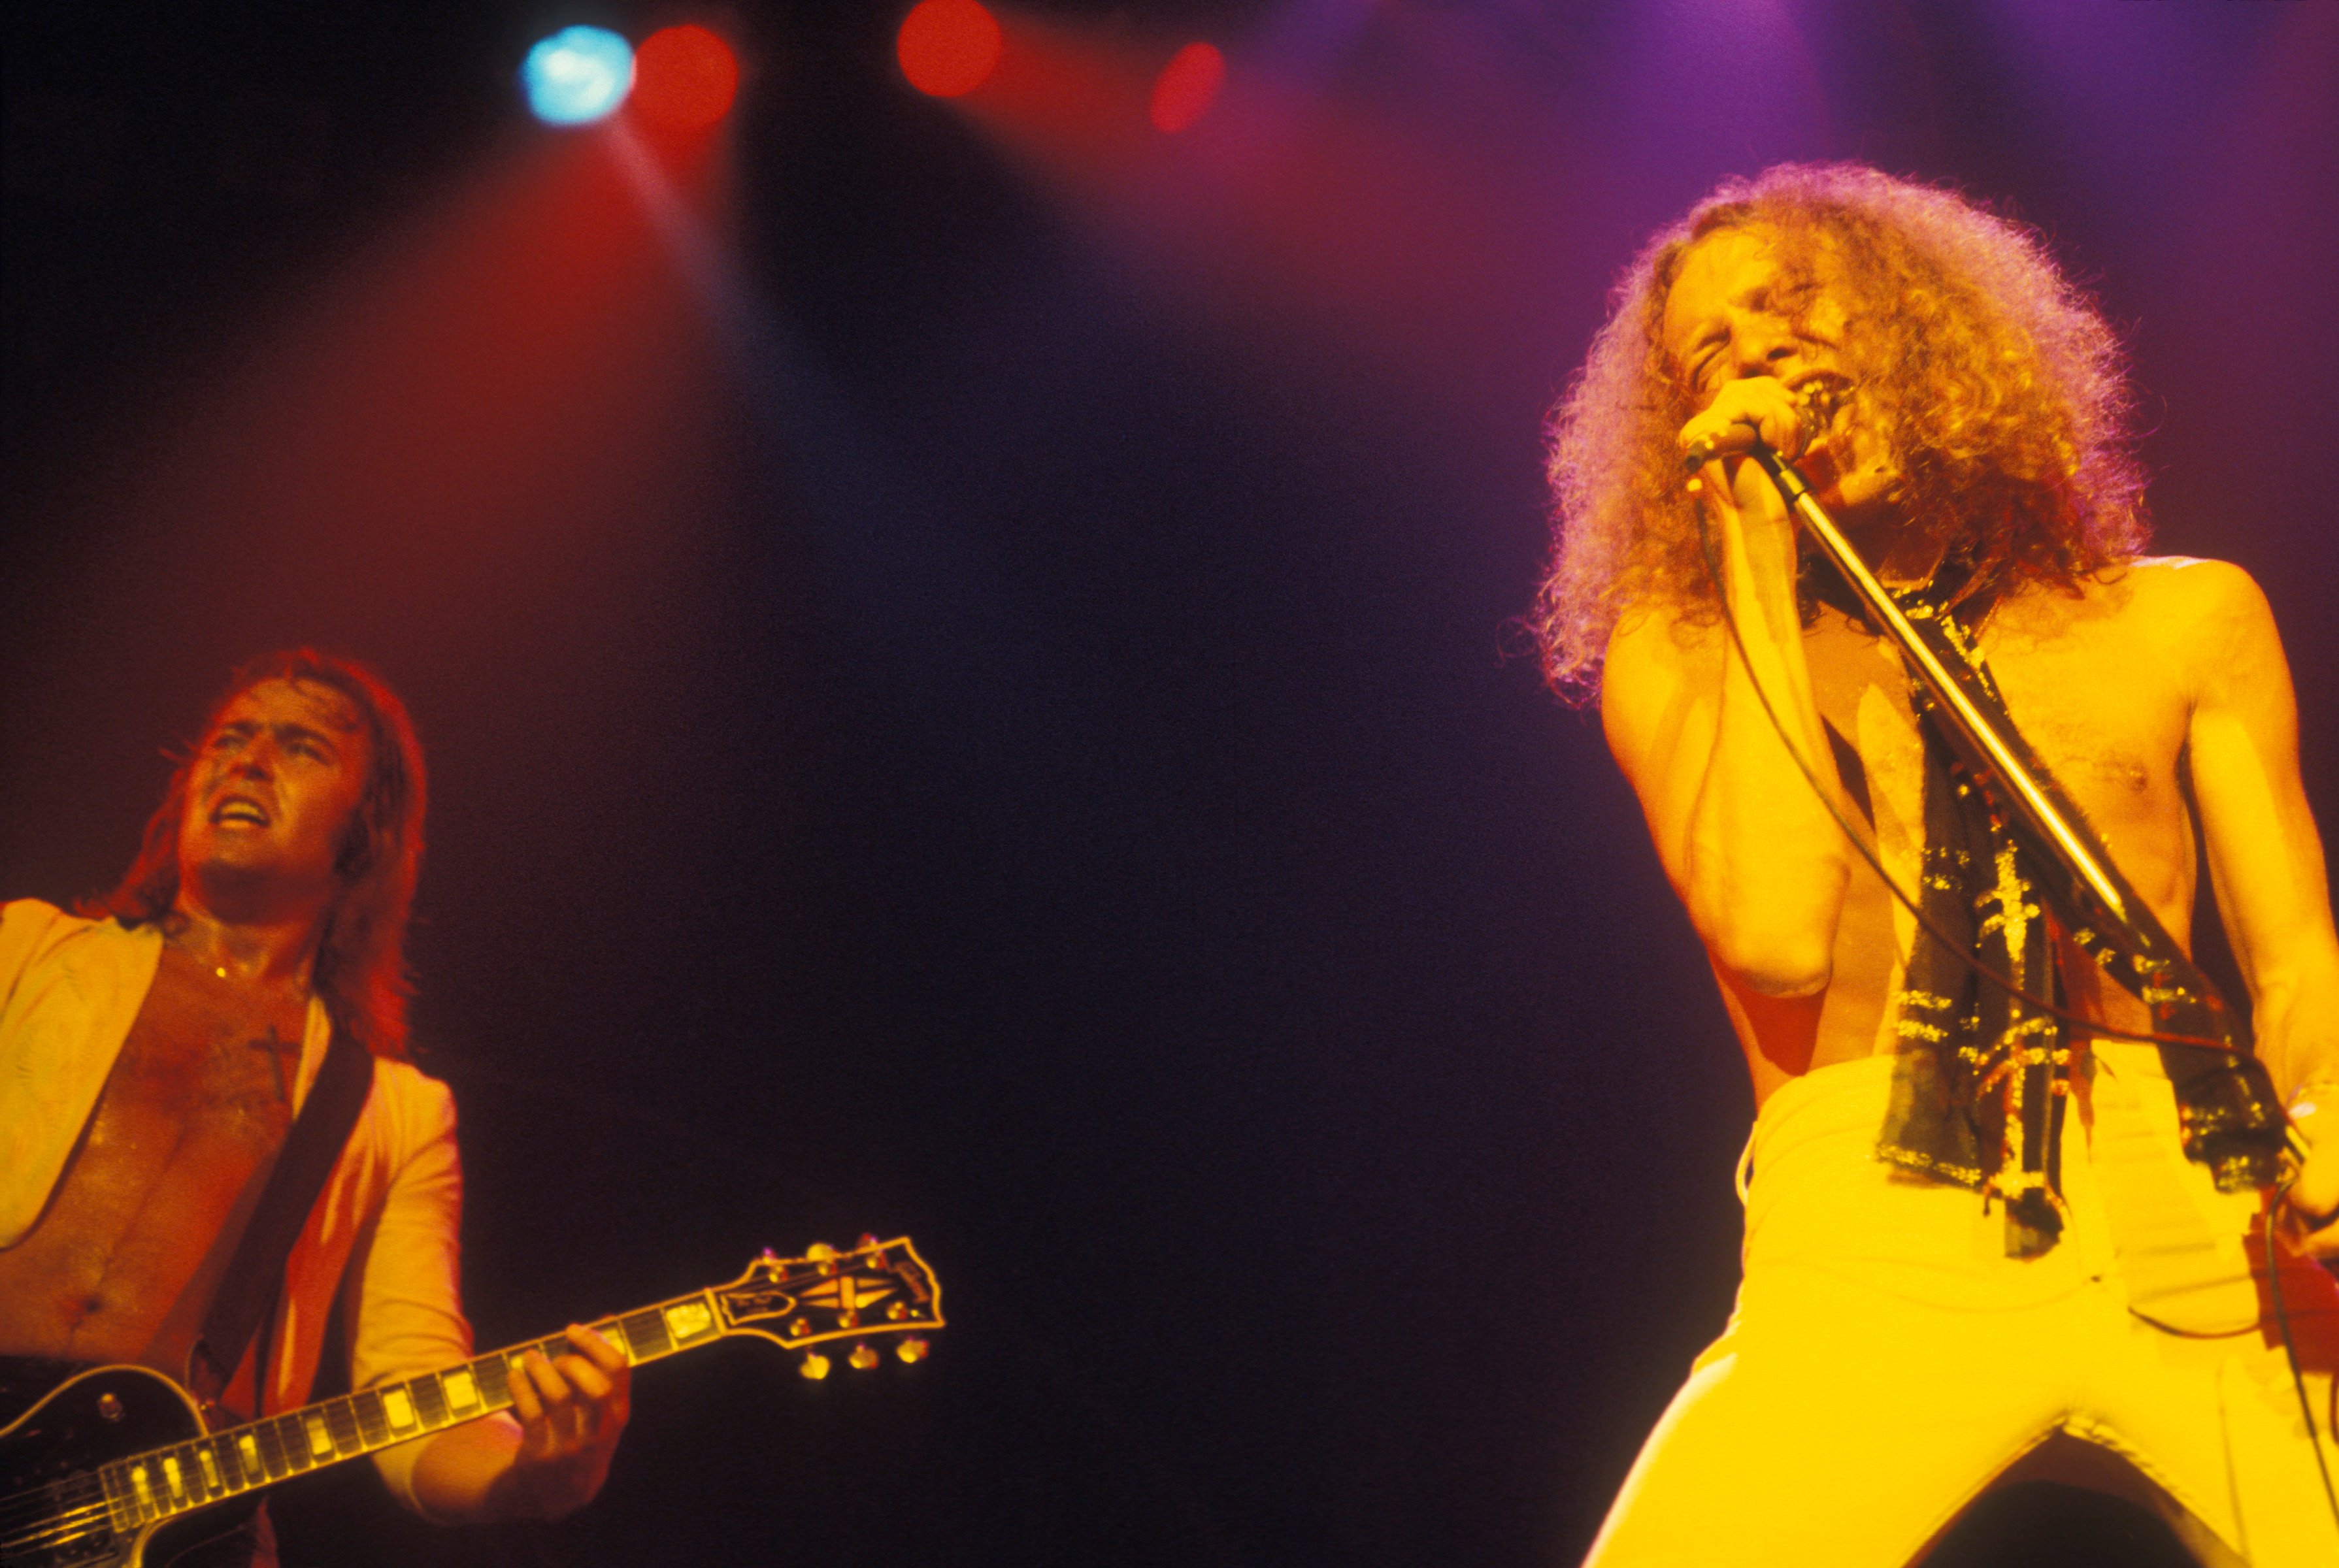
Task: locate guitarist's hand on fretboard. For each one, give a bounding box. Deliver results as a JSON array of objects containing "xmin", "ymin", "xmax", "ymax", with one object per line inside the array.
[{"xmin": 410, "ymin": 1323, "xmax": 633, "ymax": 1524}]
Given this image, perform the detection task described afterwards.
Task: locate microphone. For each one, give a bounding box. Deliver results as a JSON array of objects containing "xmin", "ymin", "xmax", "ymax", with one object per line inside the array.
[
  {"xmin": 1680, "ymin": 420, "xmax": 1760, "ymax": 474},
  {"xmin": 1680, "ymin": 379, "xmax": 1846, "ymax": 474}
]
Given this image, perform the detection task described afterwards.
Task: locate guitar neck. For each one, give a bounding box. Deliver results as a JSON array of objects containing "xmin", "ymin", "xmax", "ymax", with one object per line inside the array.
[{"xmin": 107, "ymin": 1288, "xmax": 725, "ymax": 1529}]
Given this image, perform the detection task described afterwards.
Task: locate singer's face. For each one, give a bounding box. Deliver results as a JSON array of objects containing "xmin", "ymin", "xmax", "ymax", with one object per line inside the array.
[
  {"xmin": 1661, "ymin": 226, "xmax": 1848, "ymax": 402},
  {"xmin": 1663, "ymin": 225, "xmax": 1902, "ymax": 523}
]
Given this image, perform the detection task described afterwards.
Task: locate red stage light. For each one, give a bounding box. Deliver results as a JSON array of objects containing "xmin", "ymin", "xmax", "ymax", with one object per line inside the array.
[
  {"xmin": 1150, "ymin": 42, "xmax": 1224, "ymax": 133},
  {"xmin": 898, "ymin": 0, "xmax": 1002, "ymax": 98},
  {"xmin": 632, "ymin": 25, "xmax": 739, "ymax": 129}
]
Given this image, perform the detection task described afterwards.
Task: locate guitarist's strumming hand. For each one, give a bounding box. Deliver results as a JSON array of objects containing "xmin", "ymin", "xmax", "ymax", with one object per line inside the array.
[{"xmin": 408, "ymin": 1324, "xmax": 633, "ymax": 1523}]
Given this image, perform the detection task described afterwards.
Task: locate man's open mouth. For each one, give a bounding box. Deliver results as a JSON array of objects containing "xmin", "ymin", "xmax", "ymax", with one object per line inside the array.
[{"xmin": 212, "ymin": 796, "xmax": 271, "ymax": 827}]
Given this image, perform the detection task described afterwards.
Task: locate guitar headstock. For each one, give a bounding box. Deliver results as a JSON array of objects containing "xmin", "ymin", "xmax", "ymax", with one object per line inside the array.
[{"xmin": 712, "ymin": 1235, "xmax": 943, "ymax": 1377}]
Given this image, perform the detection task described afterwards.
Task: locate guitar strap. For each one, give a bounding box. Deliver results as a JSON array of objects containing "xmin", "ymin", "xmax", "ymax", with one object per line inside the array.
[{"xmin": 187, "ymin": 1024, "xmax": 375, "ymax": 1413}]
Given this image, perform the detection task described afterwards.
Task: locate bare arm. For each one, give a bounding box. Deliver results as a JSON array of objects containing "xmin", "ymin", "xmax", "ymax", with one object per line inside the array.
[
  {"xmin": 350, "ymin": 1080, "xmax": 631, "ymax": 1521},
  {"xmin": 1601, "ymin": 382, "xmax": 1855, "ymax": 996},
  {"xmin": 2178, "ymin": 563, "xmax": 2339, "ymax": 1239}
]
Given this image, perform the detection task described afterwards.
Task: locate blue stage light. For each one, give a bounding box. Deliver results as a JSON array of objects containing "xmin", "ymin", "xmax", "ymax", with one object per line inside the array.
[{"xmin": 522, "ymin": 27, "xmax": 637, "ymax": 126}]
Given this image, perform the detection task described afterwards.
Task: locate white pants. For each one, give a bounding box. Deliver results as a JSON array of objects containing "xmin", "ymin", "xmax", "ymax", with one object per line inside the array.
[{"xmin": 1582, "ymin": 1044, "xmax": 2339, "ymax": 1566}]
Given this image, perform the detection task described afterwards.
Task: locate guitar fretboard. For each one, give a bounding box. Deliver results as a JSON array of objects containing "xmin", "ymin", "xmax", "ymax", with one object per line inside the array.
[{"xmin": 100, "ymin": 1290, "xmax": 725, "ymax": 1531}]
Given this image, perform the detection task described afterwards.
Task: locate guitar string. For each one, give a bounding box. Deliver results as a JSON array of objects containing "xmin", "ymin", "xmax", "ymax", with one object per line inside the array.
[
  {"xmin": 8, "ymin": 1439, "xmax": 373, "ymax": 1545},
  {"xmin": 1, "ymin": 1431, "xmax": 444, "ymax": 1544},
  {"xmin": 0, "ymin": 1478, "xmax": 87, "ymax": 1525},
  {"xmin": 2, "ymin": 1352, "xmax": 644, "ymax": 1548},
  {"xmin": 0, "ymin": 1477, "xmax": 101, "ymax": 1531},
  {"xmin": 0, "ymin": 1508, "xmax": 97, "ymax": 1550},
  {"xmin": 2, "ymin": 1446, "xmax": 277, "ymax": 1535},
  {"xmin": 1, "ymin": 1418, "xmax": 367, "ymax": 1542},
  {"xmin": 5, "ymin": 1503, "xmax": 111, "ymax": 1552},
  {"xmin": 0, "ymin": 1384, "xmax": 498, "ymax": 1546},
  {"xmin": 0, "ymin": 1366, "xmax": 659, "ymax": 1547},
  {"xmin": 0, "ymin": 1330, "xmax": 620, "ymax": 1543},
  {"xmin": 3, "ymin": 1479, "xmax": 113, "ymax": 1546}
]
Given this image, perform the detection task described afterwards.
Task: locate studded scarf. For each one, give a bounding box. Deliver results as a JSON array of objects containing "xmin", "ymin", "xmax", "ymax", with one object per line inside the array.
[{"xmin": 1840, "ymin": 563, "xmax": 2291, "ymax": 1257}]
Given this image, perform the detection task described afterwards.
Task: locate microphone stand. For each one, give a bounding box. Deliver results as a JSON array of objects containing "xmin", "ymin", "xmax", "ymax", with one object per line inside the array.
[
  {"xmin": 1740, "ymin": 444, "xmax": 2270, "ymax": 1077},
  {"xmin": 1747, "ymin": 448, "xmax": 2125, "ymax": 919},
  {"xmin": 1741, "ymin": 453, "xmax": 2329, "ymax": 1515}
]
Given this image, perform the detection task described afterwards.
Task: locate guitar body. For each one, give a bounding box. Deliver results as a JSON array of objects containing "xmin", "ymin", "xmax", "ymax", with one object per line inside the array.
[{"xmin": 0, "ymin": 1364, "xmax": 254, "ymax": 1567}]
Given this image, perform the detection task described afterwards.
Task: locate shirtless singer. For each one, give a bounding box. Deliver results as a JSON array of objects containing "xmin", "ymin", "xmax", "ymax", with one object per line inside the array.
[{"xmin": 1533, "ymin": 165, "xmax": 2339, "ymax": 1564}]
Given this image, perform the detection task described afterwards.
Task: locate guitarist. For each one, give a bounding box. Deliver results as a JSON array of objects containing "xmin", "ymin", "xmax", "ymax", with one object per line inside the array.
[
  {"xmin": 1, "ymin": 650, "xmax": 629, "ymax": 1563},
  {"xmin": 1532, "ymin": 166, "xmax": 2339, "ymax": 1563}
]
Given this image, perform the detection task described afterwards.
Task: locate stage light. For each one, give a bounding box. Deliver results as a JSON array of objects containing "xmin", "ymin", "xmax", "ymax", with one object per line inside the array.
[
  {"xmin": 1150, "ymin": 42, "xmax": 1225, "ymax": 133},
  {"xmin": 898, "ymin": 0, "xmax": 1002, "ymax": 99},
  {"xmin": 523, "ymin": 27, "xmax": 636, "ymax": 126},
  {"xmin": 633, "ymin": 25, "xmax": 739, "ymax": 129}
]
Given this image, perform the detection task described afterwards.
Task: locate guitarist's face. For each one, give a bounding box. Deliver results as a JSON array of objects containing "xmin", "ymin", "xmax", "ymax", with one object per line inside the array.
[{"xmin": 178, "ymin": 678, "xmax": 374, "ymax": 917}]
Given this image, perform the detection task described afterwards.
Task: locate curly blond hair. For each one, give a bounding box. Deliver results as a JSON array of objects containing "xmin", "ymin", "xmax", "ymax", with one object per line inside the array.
[{"xmin": 1531, "ymin": 163, "xmax": 2148, "ymax": 700}]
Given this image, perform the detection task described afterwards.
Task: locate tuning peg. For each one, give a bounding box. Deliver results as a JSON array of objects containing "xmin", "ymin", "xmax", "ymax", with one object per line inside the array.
[
  {"xmin": 896, "ymin": 1338, "xmax": 930, "ymax": 1364},
  {"xmin": 799, "ymin": 1352, "xmax": 831, "ymax": 1380},
  {"xmin": 805, "ymin": 1242, "xmax": 837, "ymax": 1261},
  {"xmin": 857, "ymin": 1233, "xmax": 880, "ymax": 1251},
  {"xmin": 848, "ymin": 1343, "xmax": 880, "ymax": 1371}
]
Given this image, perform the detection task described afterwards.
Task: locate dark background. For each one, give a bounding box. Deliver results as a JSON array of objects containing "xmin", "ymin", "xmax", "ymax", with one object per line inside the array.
[{"xmin": 3, "ymin": 2, "xmax": 2333, "ymax": 1563}]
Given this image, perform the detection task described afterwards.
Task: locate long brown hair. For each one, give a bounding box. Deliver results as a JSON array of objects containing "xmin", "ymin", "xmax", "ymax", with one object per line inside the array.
[
  {"xmin": 83, "ymin": 650, "xmax": 428, "ymax": 1060},
  {"xmin": 1532, "ymin": 163, "xmax": 2148, "ymax": 700}
]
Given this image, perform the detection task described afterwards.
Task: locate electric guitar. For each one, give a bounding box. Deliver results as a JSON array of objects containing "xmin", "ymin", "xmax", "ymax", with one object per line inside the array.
[{"xmin": 0, "ymin": 1237, "xmax": 942, "ymax": 1567}]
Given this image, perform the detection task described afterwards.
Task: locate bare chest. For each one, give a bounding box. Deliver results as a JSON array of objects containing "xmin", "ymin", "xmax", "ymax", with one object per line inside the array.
[
  {"xmin": 1803, "ymin": 599, "xmax": 2196, "ymax": 906},
  {"xmin": 1769, "ymin": 596, "xmax": 2199, "ymax": 1080},
  {"xmin": 0, "ymin": 949, "xmax": 305, "ymax": 1368}
]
